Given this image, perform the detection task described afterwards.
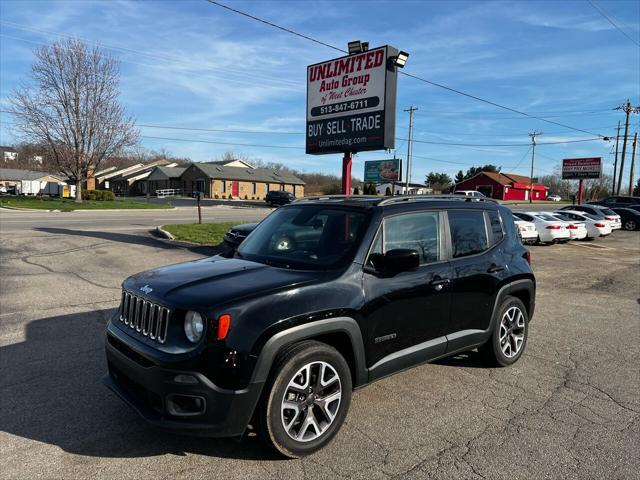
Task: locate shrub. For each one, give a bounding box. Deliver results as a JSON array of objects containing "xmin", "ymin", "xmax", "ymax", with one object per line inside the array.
[
  {"xmin": 244, "ymin": 194, "xmax": 248, "ymax": 200},
  {"xmin": 214, "ymin": 194, "xmax": 219, "ymax": 199},
  {"xmin": 100, "ymin": 190, "xmax": 115, "ymax": 201},
  {"xmin": 84, "ymin": 189, "xmax": 115, "ymax": 201}
]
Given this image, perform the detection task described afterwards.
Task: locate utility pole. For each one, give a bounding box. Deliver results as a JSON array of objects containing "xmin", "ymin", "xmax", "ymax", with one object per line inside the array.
[
  {"xmin": 404, "ymin": 106, "xmax": 417, "ymax": 195},
  {"xmin": 528, "ymin": 130, "xmax": 542, "ymax": 203},
  {"xmin": 612, "ymin": 121, "xmax": 621, "ymax": 194},
  {"xmin": 614, "ymin": 100, "xmax": 640, "ymax": 194},
  {"xmin": 629, "ymin": 132, "xmax": 637, "ymax": 196}
]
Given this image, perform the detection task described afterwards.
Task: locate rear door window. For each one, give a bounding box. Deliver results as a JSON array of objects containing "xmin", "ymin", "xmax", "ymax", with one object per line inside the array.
[
  {"xmin": 383, "ymin": 211, "xmax": 440, "ymax": 264},
  {"xmin": 448, "ymin": 210, "xmax": 489, "ymax": 258}
]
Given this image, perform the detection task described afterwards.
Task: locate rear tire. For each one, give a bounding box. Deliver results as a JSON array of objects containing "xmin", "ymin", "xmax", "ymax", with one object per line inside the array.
[
  {"xmin": 256, "ymin": 341, "xmax": 352, "ymax": 458},
  {"xmin": 480, "ymin": 296, "xmax": 528, "ymax": 367},
  {"xmin": 624, "ymin": 220, "xmax": 637, "ymax": 231}
]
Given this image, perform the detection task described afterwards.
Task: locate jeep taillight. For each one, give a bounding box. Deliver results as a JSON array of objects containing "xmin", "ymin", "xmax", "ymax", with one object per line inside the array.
[{"xmin": 523, "ymin": 251, "xmax": 531, "ymax": 265}]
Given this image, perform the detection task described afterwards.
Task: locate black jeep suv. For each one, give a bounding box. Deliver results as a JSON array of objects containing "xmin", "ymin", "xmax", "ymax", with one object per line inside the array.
[{"xmin": 104, "ymin": 195, "xmax": 535, "ymax": 458}]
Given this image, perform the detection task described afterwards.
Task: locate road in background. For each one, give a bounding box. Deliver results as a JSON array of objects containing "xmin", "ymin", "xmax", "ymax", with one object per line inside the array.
[
  {"xmin": 0, "ymin": 202, "xmax": 638, "ymax": 479},
  {"xmin": 0, "ymin": 205, "xmax": 272, "ymax": 234},
  {"xmin": 0, "ymin": 201, "xmax": 568, "ymax": 234}
]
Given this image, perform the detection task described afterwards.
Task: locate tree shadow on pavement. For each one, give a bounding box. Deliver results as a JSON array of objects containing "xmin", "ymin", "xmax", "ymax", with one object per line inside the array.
[
  {"xmin": 0, "ymin": 308, "xmax": 280, "ymax": 461},
  {"xmin": 35, "ymin": 227, "xmax": 224, "ymax": 257}
]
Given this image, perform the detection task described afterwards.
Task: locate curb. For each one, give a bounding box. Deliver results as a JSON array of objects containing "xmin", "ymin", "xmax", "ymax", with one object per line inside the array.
[
  {"xmin": 0, "ymin": 206, "xmax": 55, "ymax": 212},
  {"xmin": 0, "ymin": 205, "xmax": 175, "ymax": 212},
  {"xmin": 154, "ymin": 225, "xmax": 175, "ymax": 240}
]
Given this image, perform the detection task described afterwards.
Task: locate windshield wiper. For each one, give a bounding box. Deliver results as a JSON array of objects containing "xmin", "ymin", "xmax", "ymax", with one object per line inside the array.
[{"xmin": 262, "ymin": 258, "xmax": 291, "ymax": 269}]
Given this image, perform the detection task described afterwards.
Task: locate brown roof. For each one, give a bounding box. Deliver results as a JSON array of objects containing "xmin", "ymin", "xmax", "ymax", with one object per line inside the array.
[{"xmin": 466, "ymin": 171, "xmax": 543, "ymax": 187}]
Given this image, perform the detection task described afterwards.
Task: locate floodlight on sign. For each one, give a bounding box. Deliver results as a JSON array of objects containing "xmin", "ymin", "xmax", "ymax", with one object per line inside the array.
[
  {"xmin": 394, "ymin": 51, "xmax": 409, "ymax": 68},
  {"xmin": 348, "ymin": 40, "xmax": 362, "ymax": 54}
]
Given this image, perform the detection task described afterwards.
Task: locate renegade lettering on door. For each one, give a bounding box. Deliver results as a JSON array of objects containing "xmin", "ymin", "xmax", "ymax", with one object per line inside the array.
[{"xmin": 306, "ymin": 46, "xmax": 399, "ymax": 155}]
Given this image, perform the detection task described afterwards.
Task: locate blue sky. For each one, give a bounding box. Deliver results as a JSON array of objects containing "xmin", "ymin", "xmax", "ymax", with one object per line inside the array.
[{"xmin": 1, "ymin": 0, "xmax": 639, "ymax": 183}]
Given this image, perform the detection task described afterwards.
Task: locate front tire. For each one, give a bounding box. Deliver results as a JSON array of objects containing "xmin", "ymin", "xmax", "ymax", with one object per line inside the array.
[
  {"xmin": 480, "ymin": 296, "xmax": 528, "ymax": 367},
  {"xmin": 257, "ymin": 341, "xmax": 352, "ymax": 458},
  {"xmin": 624, "ymin": 220, "xmax": 637, "ymax": 231}
]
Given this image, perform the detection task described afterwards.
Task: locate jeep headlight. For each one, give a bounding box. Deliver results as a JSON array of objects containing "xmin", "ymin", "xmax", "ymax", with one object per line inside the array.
[{"xmin": 184, "ymin": 311, "xmax": 204, "ymax": 343}]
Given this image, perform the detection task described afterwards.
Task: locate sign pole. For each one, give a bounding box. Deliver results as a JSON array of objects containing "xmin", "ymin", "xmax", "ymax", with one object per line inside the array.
[
  {"xmin": 578, "ymin": 179, "xmax": 584, "ymax": 205},
  {"xmin": 342, "ymin": 151, "xmax": 352, "ymax": 195}
]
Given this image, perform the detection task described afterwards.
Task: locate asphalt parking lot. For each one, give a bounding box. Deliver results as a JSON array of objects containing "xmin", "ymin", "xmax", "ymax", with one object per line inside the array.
[{"xmin": 1, "ymin": 208, "xmax": 639, "ymax": 479}]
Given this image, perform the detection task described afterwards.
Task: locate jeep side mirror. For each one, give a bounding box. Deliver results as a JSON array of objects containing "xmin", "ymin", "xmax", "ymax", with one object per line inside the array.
[{"xmin": 370, "ymin": 249, "xmax": 419, "ymax": 275}]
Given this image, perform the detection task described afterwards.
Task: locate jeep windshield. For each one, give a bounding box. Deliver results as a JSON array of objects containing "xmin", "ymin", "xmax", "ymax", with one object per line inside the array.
[{"xmin": 237, "ymin": 205, "xmax": 370, "ymax": 270}]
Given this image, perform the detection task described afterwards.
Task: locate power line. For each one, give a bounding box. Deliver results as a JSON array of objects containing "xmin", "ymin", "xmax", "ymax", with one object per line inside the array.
[
  {"xmin": 137, "ymin": 124, "xmax": 303, "ymax": 135},
  {"xmin": 0, "ymin": 24, "xmax": 301, "ymax": 89},
  {"xmin": 586, "ymin": 0, "xmax": 640, "ymax": 47},
  {"xmin": 503, "ymin": 146, "xmax": 532, "ymax": 170},
  {"xmin": 397, "ymin": 137, "xmax": 603, "ymax": 147},
  {"xmin": 205, "ymin": 1, "xmax": 346, "ymax": 54},
  {"xmin": 4, "ymin": 109, "xmax": 609, "ymax": 147},
  {"xmin": 204, "ymin": 1, "xmax": 610, "ymax": 139},
  {"xmin": 141, "ymin": 135, "xmax": 304, "ymax": 149}
]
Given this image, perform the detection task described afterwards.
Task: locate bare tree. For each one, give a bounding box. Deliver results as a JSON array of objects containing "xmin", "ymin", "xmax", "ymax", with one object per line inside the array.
[{"xmin": 9, "ymin": 38, "xmax": 138, "ymax": 202}]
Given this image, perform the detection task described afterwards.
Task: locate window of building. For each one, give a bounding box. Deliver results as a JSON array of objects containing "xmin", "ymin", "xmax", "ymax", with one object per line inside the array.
[
  {"xmin": 252, "ymin": 182, "xmax": 257, "ymax": 195},
  {"xmin": 222, "ymin": 180, "xmax": 226, "ymax": 193},
  {"xmin": 448, "ymin": 210, "xmax": 488, "ymax": 258},
  {"xmin": 280, "ymin": 184, "xmax": 285, "ymax": 191}
]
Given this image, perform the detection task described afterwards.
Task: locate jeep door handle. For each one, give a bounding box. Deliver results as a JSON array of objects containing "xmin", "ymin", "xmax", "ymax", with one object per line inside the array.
[
  {"xmin": 487, "ymin": 264, "xmax": 505, "ymax": 274},
  {"xmin": 430, "ymin": 278, "xmax": 450, "ymax": 291}
]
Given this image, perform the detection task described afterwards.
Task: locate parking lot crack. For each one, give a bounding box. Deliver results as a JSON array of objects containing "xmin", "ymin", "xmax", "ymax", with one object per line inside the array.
[{"xmin": 19, "ymin": 255, "xmax": 119, "ymax": 290}]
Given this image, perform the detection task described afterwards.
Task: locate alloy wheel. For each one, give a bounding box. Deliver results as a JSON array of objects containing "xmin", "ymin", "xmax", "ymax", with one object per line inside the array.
[
  {"xmin": 624, "ymin": 220, "xmax": 637, "ymax": 231},
  {"xmin": 281, "ymin": 361, "xmax": 342, "ymax": 442},
  {"xmin": 499, "ymin": 306, "xmax": 526, "ymax": 358}
]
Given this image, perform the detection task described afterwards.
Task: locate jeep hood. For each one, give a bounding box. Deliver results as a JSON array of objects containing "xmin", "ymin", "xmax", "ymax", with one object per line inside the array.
[{"xmin": 122, "ymin": 257, "xmax": 322, "ymax": 309}]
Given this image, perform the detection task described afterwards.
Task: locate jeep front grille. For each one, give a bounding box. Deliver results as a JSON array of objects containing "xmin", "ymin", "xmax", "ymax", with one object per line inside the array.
[{"xmin": 118, "ymin": 291, "xmax": 170, "ymax": 344}]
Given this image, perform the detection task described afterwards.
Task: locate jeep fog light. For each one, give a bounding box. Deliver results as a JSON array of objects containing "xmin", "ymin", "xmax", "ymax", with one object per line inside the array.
[{"xmin": 184, "ymin": 311, "xmax": 204, "ymax": 343}]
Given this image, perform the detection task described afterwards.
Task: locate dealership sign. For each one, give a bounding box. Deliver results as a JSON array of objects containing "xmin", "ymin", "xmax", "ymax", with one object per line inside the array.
[
  {"xmin": 306, "ymin": 46, "xmax": 399, "ymax": 155},
  {"xmin": 364, "ymin": 159, "xmax": 401, "ymax": 182},
  {"xmin": 562, "ymin": 157, "xmax": 602, "ymax": 179}
]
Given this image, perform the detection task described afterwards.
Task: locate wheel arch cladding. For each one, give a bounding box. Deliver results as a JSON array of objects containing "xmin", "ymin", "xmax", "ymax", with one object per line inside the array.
[
  {"xmin": 250, "ymin": 317, "xmax": 367, "ymax": 389},
  {"xmin": 496, "ymin": 279, "xmax": 535, "ymax": 322}
]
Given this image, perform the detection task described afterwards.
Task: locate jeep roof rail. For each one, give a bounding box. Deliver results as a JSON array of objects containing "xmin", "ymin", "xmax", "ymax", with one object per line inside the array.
[
  {"xmin": 292, "ymin": 194, "xmax": 499, "ymax": 206},
  {"xmin": 293, "ymin": 195, "xmax": 380, "ymax": 203},
  {"xmin": 378, "ymin": 195, "xmax": 499, "ymax": 206}
]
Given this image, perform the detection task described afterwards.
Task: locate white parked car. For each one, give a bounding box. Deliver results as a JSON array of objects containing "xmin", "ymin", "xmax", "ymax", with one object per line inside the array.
[
  {"xmin": 514, "ymin": 220, "xmax": 538, "ymax": 244},
  {"xmin": 0, "ymin": 185, "xmax": 7, "ymax": 194},
  {"xmin": 590, "ymin": 205, "xmax": 622, "ymax": 230},
  {"xmin": 547, "ymin": 194, "xmax": 562, "ymax": 202},
  {"xmin": 549, "ymin": 213, "xmax": 588, "ymax": 240},
  {"xmin": 554, "ymin": 210, "xmax": 612, "ymax": 239},
  {"xmin": 559, "ymin": 205, "xmax": 621, "ymax": 230},
  {"xmin": 512, "ymin": 211, "xmax": 571, "ymax": 244},
  {"xmin": 453, "ymin": 190, "xmax": 486, "ymax": 198}
]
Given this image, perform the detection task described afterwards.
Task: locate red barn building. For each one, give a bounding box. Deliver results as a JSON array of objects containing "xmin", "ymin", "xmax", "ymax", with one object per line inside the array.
[{"xmin": 453, "ymin": 171, "xmax": 548, "ymax": 201}]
